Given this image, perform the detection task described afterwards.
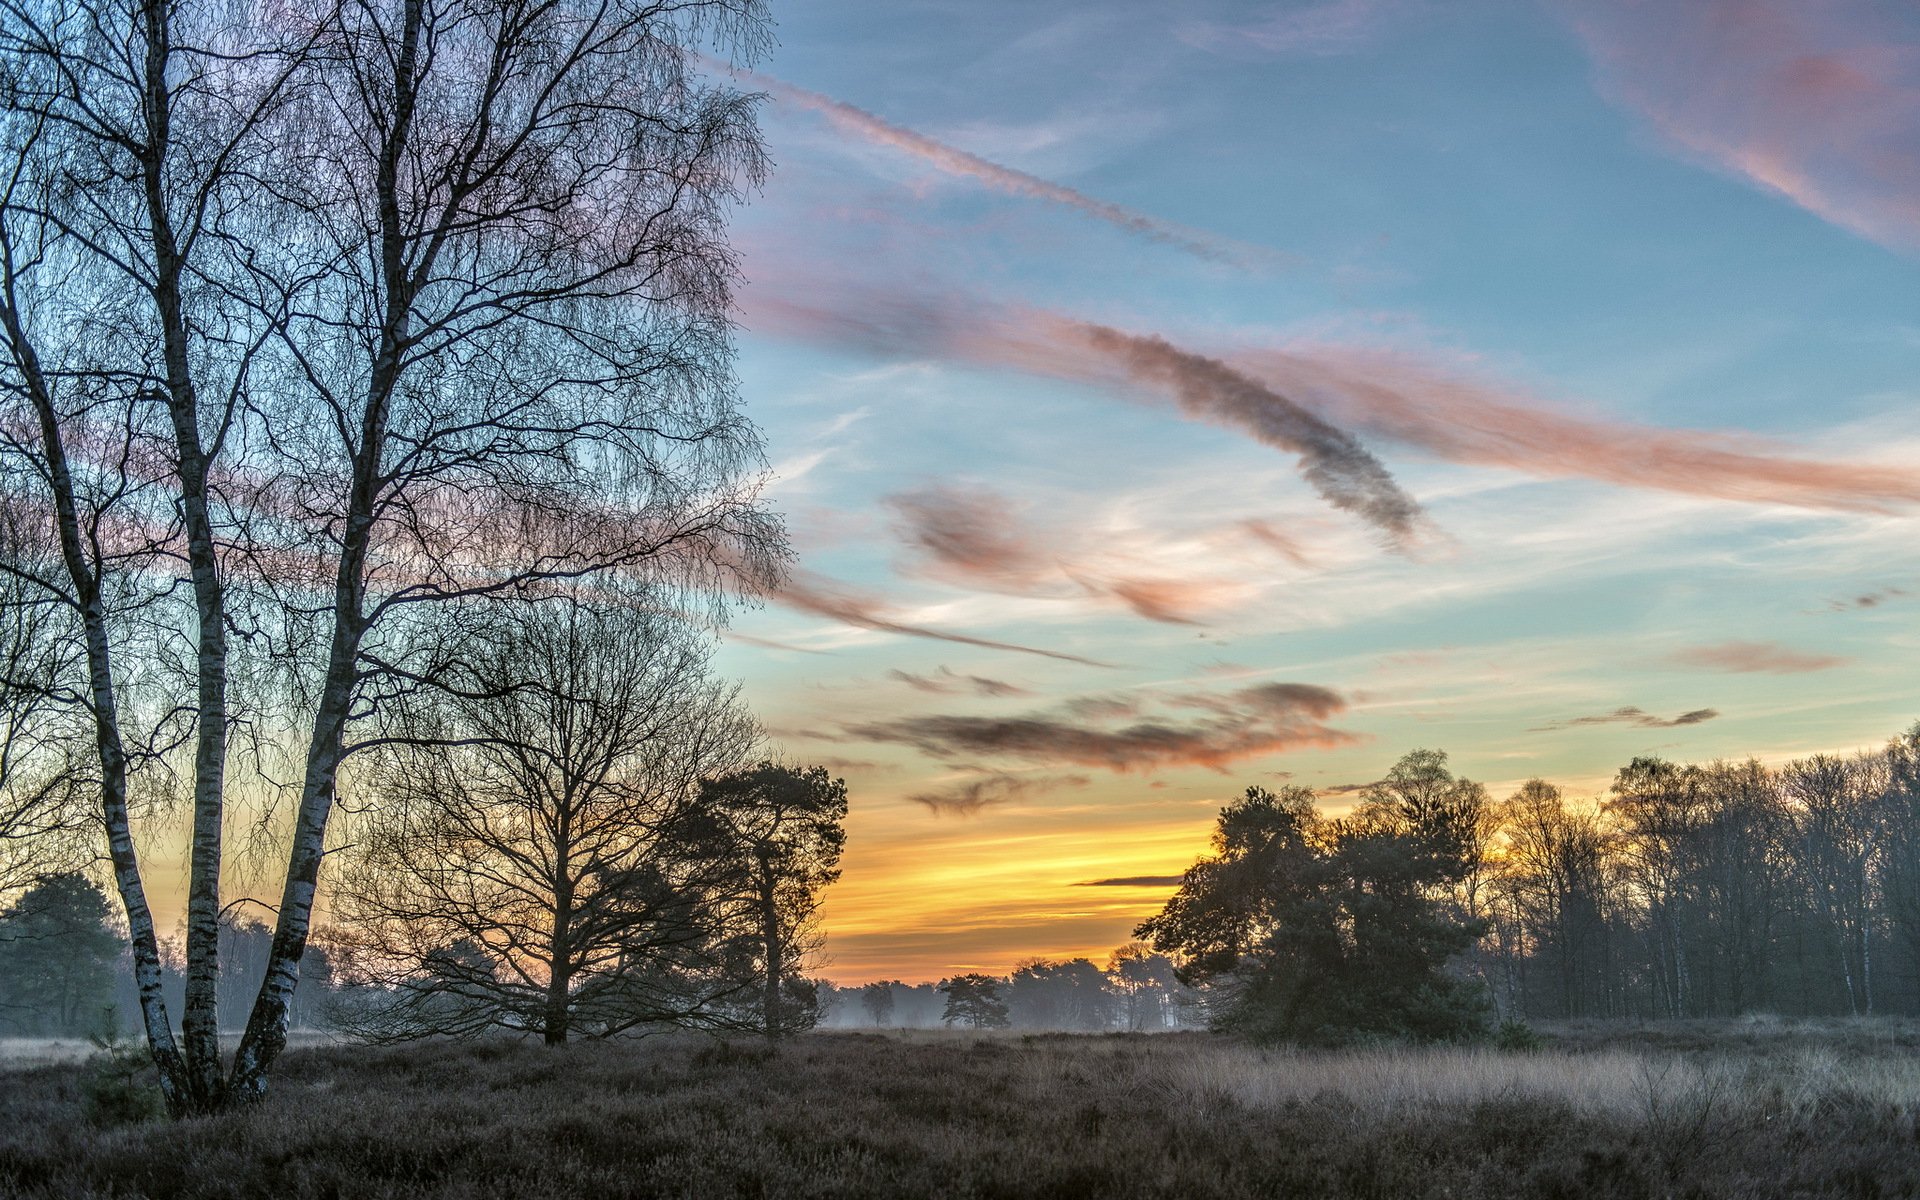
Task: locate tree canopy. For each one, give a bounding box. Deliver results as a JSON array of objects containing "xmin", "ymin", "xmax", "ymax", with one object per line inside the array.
[{"xmin": 1138, "ymin": 764, "xmax": 1490, "ymax": 1045}]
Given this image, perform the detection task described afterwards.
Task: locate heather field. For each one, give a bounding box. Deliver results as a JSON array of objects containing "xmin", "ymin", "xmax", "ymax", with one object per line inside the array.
[{"xmin": 5, "ymin": 1025, "xmax": 1920, "ymax": 1199}]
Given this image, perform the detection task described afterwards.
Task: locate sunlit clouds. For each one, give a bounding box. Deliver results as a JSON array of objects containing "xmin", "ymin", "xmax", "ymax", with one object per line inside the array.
[
  {"xmin": 709, "ymin": 0, "xmax": 1920, "ymax": 983},
  {"xmin": 1573, "ymin": 0, "xmax": 1920, "ymax": 252}
]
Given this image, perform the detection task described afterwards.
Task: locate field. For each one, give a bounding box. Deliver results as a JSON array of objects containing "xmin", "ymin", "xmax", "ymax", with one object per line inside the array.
[{"xmin": 5, "ymin": 1023, "xmax": 1920, "ymax": 1199}]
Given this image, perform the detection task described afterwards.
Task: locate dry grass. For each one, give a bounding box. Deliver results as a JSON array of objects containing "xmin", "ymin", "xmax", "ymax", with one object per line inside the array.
[
  {"xmin": 2, "ymin": 1027, "xmax": 1918, "ymax": 1198},
  {"xmin": 1166, "ymin": 1040, "xmax": 1920, "ymax": 1123}
]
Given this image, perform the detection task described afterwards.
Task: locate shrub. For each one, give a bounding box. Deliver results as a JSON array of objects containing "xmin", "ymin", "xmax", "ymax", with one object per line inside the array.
[{"xmin": 80, "ymin": 1034, "xmax": 165, "ymax": 1126}]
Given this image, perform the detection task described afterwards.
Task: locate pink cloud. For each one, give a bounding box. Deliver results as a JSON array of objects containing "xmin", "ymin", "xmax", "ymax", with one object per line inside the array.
[
  {"xmin": 1667, "ymin": 639, "xmax": 1849, "ymax": 674},
  {"xmin": 1572, "ymin": 0, "xmax": 1920, "ymax": 251},
  {"xmin": 1231, "ymin": 343, "xmax": 1920, "ymax": 511},
  {"xmin": 885, "ymin": 482, "xmax": 1261, "ymax": 623},
  {"xmin": 744, "ymin": 69, "xmax": 1253, "ymax": 264},
  {"xmin": 750, "ymin": 281, "xmax": 1920, "ymax": 516},
  {"xmin": 774, "ymin": 569, "xmax": 1111, "ymax": 666}
]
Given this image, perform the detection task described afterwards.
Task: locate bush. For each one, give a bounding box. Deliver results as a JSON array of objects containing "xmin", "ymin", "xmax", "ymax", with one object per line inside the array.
[
  {"xmin": 1494, "ymin": 1019, "xmax": 1544, "ymax": 1052},
  {"xmin": 81, "ymin": 1034, "xmax": 165, "ymax": 1126}
]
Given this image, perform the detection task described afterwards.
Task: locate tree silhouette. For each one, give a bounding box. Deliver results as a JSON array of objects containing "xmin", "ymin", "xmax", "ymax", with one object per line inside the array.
[
  {"xmin": 1139, "ymin": 782, "xmax": 1488, "ymax": 1044},
  {"xmin": 700, "ymin": 764, "xmax": 848, "ymax": 1040},
  {"xmin": 938, "ymin": 973, "xmax": 1009, "ymax": 1029},
  {"xmin": 0, "ymin": 873, "xmax": 119, "ymax": 1035},
  {"xmin": 331, "ymin": 596, "xmax": 763, "ymax": 1043}
]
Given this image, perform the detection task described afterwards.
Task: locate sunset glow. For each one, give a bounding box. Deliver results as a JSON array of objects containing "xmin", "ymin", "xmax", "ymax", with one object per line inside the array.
[{"xmin": 705, "ymin": 0, "xmax": 1920, "ymax": 983}]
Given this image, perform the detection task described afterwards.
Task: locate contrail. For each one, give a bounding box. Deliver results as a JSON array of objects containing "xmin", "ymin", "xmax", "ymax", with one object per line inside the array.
[
  {"xmin": 750, "ymin": 288, "xmax": 1427, "ymax": 547},
  {"xmin": 749, "ymin": 280, "xmax": 1920, "ymax": 517},
  {"xmin": 747, "ymin": 69, "xmax": 1252, "ymax": 265},
  {"xmin": 776, "ymin": 571, "xmax": 1114, "ymax": 667}
]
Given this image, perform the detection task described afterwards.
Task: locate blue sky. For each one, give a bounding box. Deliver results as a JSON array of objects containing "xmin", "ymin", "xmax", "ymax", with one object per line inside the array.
[{"xmin": 699, "ymin": 0, "xmax": 1920, "ymax": 981}]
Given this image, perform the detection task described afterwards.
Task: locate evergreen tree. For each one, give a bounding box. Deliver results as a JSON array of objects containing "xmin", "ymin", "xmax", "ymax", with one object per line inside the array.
[
  {"xmin": 1138, "ymin": 783, "xmax": 1489, "ymax": 1045},
  {"xmin": 0, "ymin": 873, "xmax": 120, "ymax": 1036},
  {"xmin": 937, "ymin": 974, "xmax": 1010, "ymax": 1029}
]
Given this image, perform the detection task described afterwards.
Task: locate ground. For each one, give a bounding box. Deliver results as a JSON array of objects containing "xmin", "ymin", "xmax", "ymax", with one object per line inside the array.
[{"xmin": 4, "ymin": 1022, "xmax": 1920, "ymax": 1198}]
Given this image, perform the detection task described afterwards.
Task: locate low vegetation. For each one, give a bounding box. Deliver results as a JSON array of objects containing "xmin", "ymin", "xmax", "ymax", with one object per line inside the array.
[{"xmin": 5, "ymin": 1025, "xmax": 1919, "ymax": 1199}]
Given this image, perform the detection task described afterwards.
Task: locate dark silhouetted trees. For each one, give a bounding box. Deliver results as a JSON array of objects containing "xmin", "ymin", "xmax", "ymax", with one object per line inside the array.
[
  {"xmin": 1106, "ymin": 943, "xmax": 1185, "ymax": 1031},
  {"xmin": 1138, "ymin": 772, "xmax": 1489, "ymax": 1045},
  {"xmin": 859, "ymin": 981, "xmax": 896, "ymax": 1026},
  {"xmin": 700, "ymin": 763, "xmax": 848, "ymax": 1040},
  {"xmin": 938, "ymin": 974, "xmax": 1009, "ymax": 1029},
  {"xmin": 1006, "ymin": 958, "xmax": 1117, "ymax": 1031},
  {"xmin": 330, "ymin": 598, "xmax": 764, "ymax": 1043},
  {"xmin": 0, "ymin": 873, "xmax": 120, "ymax": 1035}
]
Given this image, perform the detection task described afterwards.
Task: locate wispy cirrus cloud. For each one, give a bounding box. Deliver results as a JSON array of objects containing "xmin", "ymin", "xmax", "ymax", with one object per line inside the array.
[
  {"xmin": 745, "ymin": 69, "xmax": 1249, "ymax": 263},
  {"xmin": 1239, "ymin": 518, "xmax": 1317, "ymax": 567},
  {"xmin": 1668, "ymin": 639, "xmax": 1849, "ymax": 674},
  {"xmin": 1824, "ymin": 586, "xmax": 1907, "ymax": 612},
  {"xmin": 1231, "ymin": 344, "xmax": 1920, "ymax": 512},
  {"xmin": 889, "ymin": 666, "xmax": 1032, "ymax": 697},
  {"xmin": 908, "ymin": 771, "xmax": 1089, "ymax": 816},
  {"xmin": 886, "ymin": 483, "xmax": 1256, "ymax": 623},
  {"xmin": 849, "ymin": 681, "xmax": 1357, "ymax": 773},
  {"xmin": 774, "ymin": 570, "xmax": 1111, "ymax": 666},
  {"xmin": 1074, "ymin": 874, "xmax": 1184, "ymax": 888},
  {"xmin": 1571, "ymin": 0, "xmax": 1920, "ymax": 252},
  {"xmin": 1181, "ymin": 0, "xmax": 1396, "ymax": 58},
  {"xmin": 1532, "ymin": 706, "xmax": 1721, "ymax": 731},
  {"xmin": 752, "ymin": 288, "xmax": 1429, "ymax": 547},
  {"xmin": 752, "ymin": 281, "xmax": 1920, "ymax": 521}
]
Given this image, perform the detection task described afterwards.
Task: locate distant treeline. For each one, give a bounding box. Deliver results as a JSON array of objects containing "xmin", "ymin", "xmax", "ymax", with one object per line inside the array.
[
  {"xmin": 827, "ymin": 722, "xmax": 1920, "ymax": 1037},
  {"xmin": 818, "ymin": 948, "xmax": 1207, "ymax": 1032},
  {"xmin": 1472, "ymin": 730, "xmax": 1920, "ymax": 1020},
  {"xmin": 0, "ymin": 883, "xmax": 340, "ymax": 1039}
]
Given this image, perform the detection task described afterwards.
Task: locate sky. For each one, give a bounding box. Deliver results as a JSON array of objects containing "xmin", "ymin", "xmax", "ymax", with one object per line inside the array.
[{"xmin": 697, "ymin": 0, "xmax": 1920, "ymax": 985}]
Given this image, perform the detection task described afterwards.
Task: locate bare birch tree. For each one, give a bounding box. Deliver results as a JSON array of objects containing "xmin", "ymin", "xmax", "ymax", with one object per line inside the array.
[
  {"xmin": 222, "ymin": 0, "xmax": 777, "ymax": 1099},
  {"xmin": 0, "ymin": 498, "xmax": 85, "ymax": 896},
  {"xmin": 0, "ymin": 0, "xmax": 777, "ymax": 1108}
]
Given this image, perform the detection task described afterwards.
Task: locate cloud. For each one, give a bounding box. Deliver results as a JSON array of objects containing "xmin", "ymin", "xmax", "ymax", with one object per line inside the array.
[
  {"xmin": 1182, "ymin": 0, "xmax": 1393, "ymax": 58},
  {"xmin": 1232, "ymin": 343, "xmax": 1920, "ymax": 512},
  {"xmin": 1074, "ymin": 875, "xmax": 1185, "ymax": 888},
  {"xmin": 774, "ymin": 570, "xmax": 1112, "ymax": 666},
  {"xmin": 1668, "ymin": 640, "xmax": 1849, "ymax": 674},
  {"xmin": 754, "ymin": 281, "xmax": 1919, "ymax": 521},
  {"xmin": 887, "ymin": 485, "xmax": 1055, "ymax": 592},
  {"xmin": 907, "ymin": 772, "xmax": 1088, "ymax": 816},
  {"xmin": 1533, "ymin": 706, "xmax": 1722, "ymax": 731},
  {"xmin": 888, "ymin": 667, "xmax": 1031, "ymax": 697},
  {"xmin": 719, "ymin": 628, "xmax": 832, "ymax": 655},
  {"xmin": 1826, "ymin": 586, "xmax": 1906, "ymax": 611},
  {"xmin": 836, "ymin": 306, "xmax": 1426, "ymax": 548},
  {"xmin": 747, "ymin": 69, "xmax": 1246, "ymax": 263},
  {"xmin": 849, "ymin": 681, "xmax": 1357, "ymax": 773},
  {"xmin": 1315, "ymin": 780, "xmax": 1384, "ymax": 796},
  {"xmin": 1239, "ymin": 519, "xmax": 1317, "ymax": 567},
  {"xmin": 886, "ymin": 482, "xmax": 1256, "ymax": 622},
  {"xmin": 767, "ymin": 289, "xmax": 1414, "ymax": 541},
  {"xmin": 1069, "ymin": 326, "xmax": 1427, "ymax": 547},
  {"xmin": 1570, "ymin": 0, "xmax": 1920, "ymax": 252}
]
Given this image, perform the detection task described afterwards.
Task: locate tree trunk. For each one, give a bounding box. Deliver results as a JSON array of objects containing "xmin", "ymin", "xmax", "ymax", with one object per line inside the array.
[
  {"xmin": 0, "ymin": 271, "xmax": 188, "ymax": 1110},
  {"xmin": 227, "ymin": 0, "xmax": 421, "ymax": 1103},
  {"xmin": 758, "ymin": 847, "xmax": 780, "ymax": 1042},
  {"xmin": 137, "ymin": 0, "xmax": 230, "ymax": 1112}
]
